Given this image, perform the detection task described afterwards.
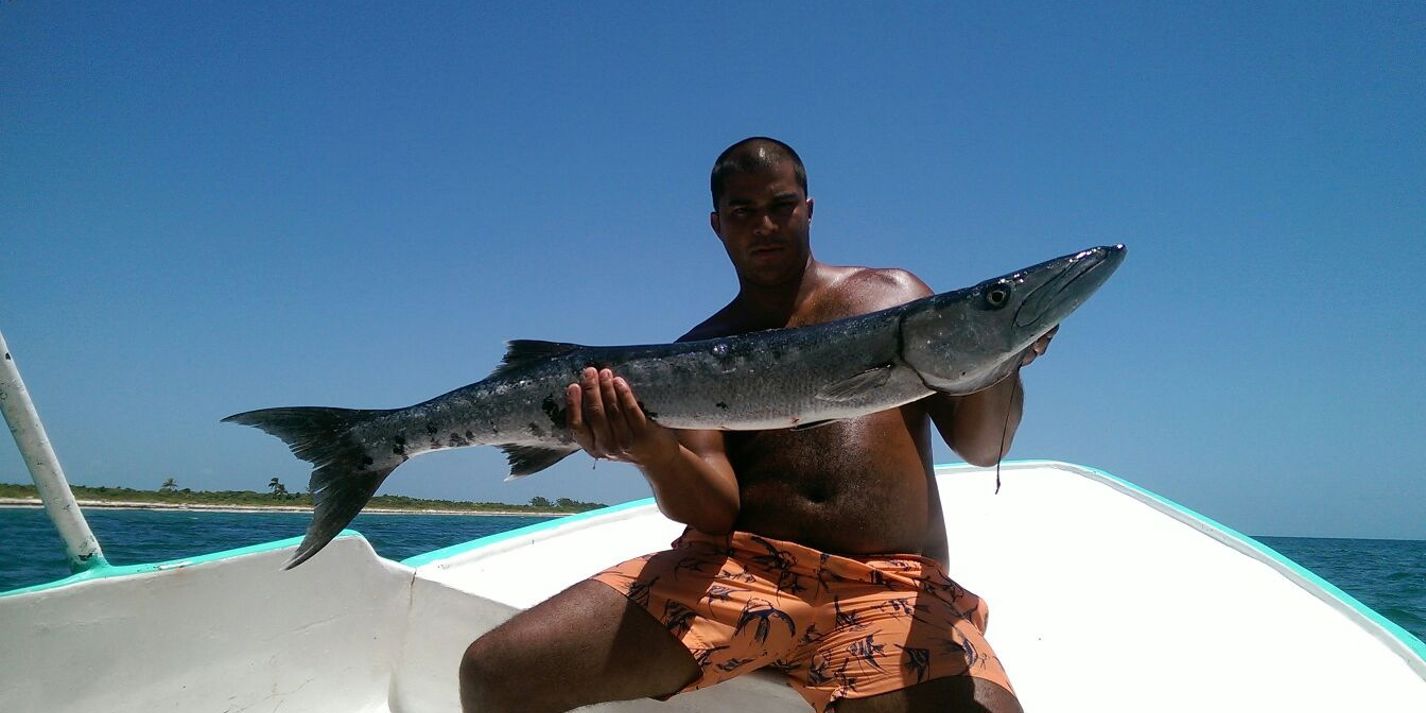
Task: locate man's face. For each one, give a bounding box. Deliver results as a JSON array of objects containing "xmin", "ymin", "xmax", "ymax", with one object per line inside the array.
[{"xmin": 710, "ymin": 161, "xmax": 814, "ymax": 288}]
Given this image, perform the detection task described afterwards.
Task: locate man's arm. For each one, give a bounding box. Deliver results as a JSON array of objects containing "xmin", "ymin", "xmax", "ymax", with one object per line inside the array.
[
  {"xmin": 566, "ymin": 367, "xmax": 739, "ymax": 534},
  {"xmin": 926, "ymin": 326, "xmax": 1056, "ymax": 466},
  {"xmin": 866, "ymin": 270, "xmax": 1054, "ymax": 466}
]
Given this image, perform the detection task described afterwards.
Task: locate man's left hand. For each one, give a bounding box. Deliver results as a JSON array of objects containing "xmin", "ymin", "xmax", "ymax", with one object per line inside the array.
[{"xmin": 1020, "ymin": 325, "xmax": 1058, "ymax": 367}]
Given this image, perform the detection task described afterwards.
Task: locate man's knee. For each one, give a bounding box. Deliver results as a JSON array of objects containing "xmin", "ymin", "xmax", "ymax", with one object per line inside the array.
[{"xmin": 459, "ymin": 634, "xmax": 518, "ymax": 710}]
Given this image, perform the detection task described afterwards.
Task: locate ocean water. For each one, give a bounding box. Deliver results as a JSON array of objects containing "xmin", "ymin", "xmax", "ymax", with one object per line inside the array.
[
  {"xmin": 1258, "ymin": 535, "xmax": 1426, "ymax": 643},
  {"xmin": 0, "ymin": 507, "xmax": 554, "ymax": 592},
  {"xmin": 2, "ymin": 508, "xmax": 1423, "ymax": 646}
]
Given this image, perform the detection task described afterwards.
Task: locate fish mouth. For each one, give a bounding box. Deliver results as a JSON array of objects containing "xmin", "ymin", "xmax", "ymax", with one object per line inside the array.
[{"xmin": 1014, "ymin": 245, "xmax": 1125, "ymax": 329}]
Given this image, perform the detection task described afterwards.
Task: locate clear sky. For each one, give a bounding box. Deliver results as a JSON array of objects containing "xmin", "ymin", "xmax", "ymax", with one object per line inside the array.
[{"xmin": 3, "ymin": 3, "xmax": 1423, "ymax": 540}]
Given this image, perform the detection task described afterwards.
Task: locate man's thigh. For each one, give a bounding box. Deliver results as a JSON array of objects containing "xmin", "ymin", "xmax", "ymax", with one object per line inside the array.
[
  {"xmin": 462, "ymin": 579, "xmax": 699, "ymax": 710},
  {"xmin": 833, "ymin": 676, "xmax": 1022, "ymax": 713}
]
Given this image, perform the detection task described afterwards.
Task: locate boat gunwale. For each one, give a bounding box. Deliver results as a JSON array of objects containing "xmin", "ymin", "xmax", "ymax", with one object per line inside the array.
[{"xmin": 0, "ymin": 529, "xmax": 370, "ymax": 598}]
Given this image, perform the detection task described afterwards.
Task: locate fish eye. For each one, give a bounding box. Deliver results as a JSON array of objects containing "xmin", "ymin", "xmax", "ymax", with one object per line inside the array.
[{"xmin": 984, "ymin": 282, "xmax": 1012, "ymax": 309}]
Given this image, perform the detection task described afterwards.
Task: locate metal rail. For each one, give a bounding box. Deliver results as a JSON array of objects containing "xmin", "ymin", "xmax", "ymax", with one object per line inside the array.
[{"xmin": 0, "ymin": 329, "xmax": 108, "ymax": 573}]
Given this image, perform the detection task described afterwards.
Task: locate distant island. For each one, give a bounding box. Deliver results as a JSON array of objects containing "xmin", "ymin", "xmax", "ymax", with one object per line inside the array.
[{"xmin": 0, "ymin": 480, "xmax": 607, "ymax": 517}]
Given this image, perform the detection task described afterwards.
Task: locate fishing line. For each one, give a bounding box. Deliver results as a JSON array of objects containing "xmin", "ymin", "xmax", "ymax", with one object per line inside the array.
[{"xmin": 994, "ymin": 364, "xmax": 1021, "ymax": 495}]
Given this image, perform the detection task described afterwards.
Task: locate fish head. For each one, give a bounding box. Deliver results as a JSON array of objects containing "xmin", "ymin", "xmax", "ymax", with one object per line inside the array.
[{"xmin": 900, "ymin": 244, "xmax": 1126, "ymax": 394}]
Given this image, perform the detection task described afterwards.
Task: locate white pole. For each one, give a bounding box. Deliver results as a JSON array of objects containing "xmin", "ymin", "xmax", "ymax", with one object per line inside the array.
[{"xmin": 0, "ymin": 330, "xmax": 108, "ymax": 573}]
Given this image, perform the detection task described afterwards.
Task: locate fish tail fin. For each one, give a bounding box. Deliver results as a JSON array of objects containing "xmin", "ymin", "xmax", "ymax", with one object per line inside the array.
[{"xmin": 222, "ymin": 406, "xmax": 398, "ymax": 568}]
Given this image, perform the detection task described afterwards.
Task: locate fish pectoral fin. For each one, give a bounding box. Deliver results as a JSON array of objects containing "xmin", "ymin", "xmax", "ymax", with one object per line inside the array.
[
  {"xmin": 491, "ymin": 340, "xmax": 584, "ymax": 378},
  {"xmin": 500, "ymin": 444, "xmax": 580, "ymax": 480},
  {"xmin": 791, "ymin": 419, "xmax": 842, "ymax": 432},
  {"xmin": 815, "ymin": 363, "xmax": 897, "ymax": 402}
]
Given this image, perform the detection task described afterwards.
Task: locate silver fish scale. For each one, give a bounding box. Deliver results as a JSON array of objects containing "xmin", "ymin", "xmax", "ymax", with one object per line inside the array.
[{"xmin": 357, "ymin": 307, "xmax": 936, "ymax": 460}]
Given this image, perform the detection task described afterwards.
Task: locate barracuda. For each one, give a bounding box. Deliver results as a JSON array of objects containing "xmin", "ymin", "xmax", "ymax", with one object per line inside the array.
[{"xmin": 225, "ymin": 244, "xmax": 1125, "ymax": 567}]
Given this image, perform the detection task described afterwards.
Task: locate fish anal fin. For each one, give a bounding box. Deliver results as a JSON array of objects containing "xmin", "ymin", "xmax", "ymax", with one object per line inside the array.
[
  {"xmin": 500, "ymin": 444, "xmax": 580, "ymax": 480},
  {"xmin": 815, "ymin": 363, "xmax": 896, "ymax": 402},
  {"xmin": 492, "ymin": 340, "xmax": 583, "ymax": 378}
]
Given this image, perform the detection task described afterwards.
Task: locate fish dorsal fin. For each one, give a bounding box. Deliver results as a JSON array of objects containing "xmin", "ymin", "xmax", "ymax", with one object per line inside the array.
[
  {"xmin": 815, "ymin": 363, "xmax": 896, "ymax": 402},
  {"xmin": 492, "ymin": 340, "xmax": 582, "ymax": 378}
]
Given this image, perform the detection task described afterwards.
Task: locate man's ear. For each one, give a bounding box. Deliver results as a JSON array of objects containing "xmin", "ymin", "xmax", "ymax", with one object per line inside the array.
[
  {"xmin": 807, "ymin": 197, "xmax": 814, "ymax": 221},
  {"xmin": 709, "ymin": 210, "xmax": 722, "ymax": 237}
]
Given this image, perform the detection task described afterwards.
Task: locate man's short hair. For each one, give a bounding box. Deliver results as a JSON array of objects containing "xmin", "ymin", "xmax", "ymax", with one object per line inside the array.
[{"xmin": 710, "ymin": 137, "xmax": 808, "ymax": 209}]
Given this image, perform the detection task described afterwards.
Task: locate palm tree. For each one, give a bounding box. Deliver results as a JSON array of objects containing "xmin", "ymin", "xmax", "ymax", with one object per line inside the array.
[
  {"xmin": 268, "ymin": 477, "xmax": 288, "ymax": 497},
  {"xmin": 159, "ymin": 478, "xmax": 178, "ymax": 493}
]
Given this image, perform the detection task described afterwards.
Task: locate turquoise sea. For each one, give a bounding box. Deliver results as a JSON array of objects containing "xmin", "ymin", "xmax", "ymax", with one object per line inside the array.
[{"xmin": 2, "ymin": 508, "xmax": 1424, "ymax": 645}]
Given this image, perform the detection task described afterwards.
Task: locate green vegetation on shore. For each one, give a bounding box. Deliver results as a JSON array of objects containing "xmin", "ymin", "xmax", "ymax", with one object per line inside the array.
[{"xmin": 0, "ymin": 481, "xmax": 607, "ymax": 514}]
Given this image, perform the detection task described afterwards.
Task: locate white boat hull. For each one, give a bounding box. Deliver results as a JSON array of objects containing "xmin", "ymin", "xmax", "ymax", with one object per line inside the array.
[{"xmin": 2, "ymin": 461, "xmax": 1423, "ymax": 711}]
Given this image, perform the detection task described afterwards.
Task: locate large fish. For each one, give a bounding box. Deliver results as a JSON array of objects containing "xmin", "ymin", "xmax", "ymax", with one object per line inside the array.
[{"xmin": 226, "ymin": 244, "xmax": 1125, "ymax": 567}]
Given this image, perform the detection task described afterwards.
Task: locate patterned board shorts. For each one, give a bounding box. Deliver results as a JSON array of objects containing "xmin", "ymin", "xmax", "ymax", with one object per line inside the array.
[{"xmin": 590, "ymin": 529, "xmax": 1014, "ymax": 712}]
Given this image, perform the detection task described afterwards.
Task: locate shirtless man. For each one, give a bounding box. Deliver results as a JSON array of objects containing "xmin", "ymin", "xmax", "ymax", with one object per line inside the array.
[{"xmin": 459, "ymin": 138, "xmax": 1050, "ymax": 712}]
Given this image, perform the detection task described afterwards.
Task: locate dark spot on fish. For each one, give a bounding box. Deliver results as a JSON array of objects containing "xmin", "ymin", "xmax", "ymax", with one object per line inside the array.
[
  {"xmin": 527, "ymin": 422, "xmax": 542, "ymax": 437},
  {"xmin": 361, "ymin": 456, "xmax": 374, "ymax": 466},
  {"xmin": 394, "ymin": 435, "xmax": 407, "ymax": 446},
  {"xmin": 392, "ymin": 443, "xmax": 406, "ymax": 456},
  {"xmin": 716, "ymin": 401, "xmax": 729, "ymax": 410},
  {"xmin": 3, "ymin": 352, "xmax": 9, "ymax": 360},
  {"xmin": 541, "ymin": 394, "xmax": 568, "ymax": 428},
  {"xmin": 637, "ymin": 401, "xmax": 658, "ymax": 419},
  {"xmin": 448, "ymin": 432, "xmax": 469, "ymax": 447},
  {"xmin": 425, "ymin": 423, "xmax": 439, "ymax": 436},
  {"xmin": 465, "ymin": 430, "xmax": 476, "ymax": 440}
]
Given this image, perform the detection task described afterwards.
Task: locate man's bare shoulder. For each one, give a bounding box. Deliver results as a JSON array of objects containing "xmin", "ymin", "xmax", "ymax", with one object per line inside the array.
[
  {"xmin": 814, "ymin": 265, "xmax": 935, "ymax": 319},
  {"xmin": 678, "ymin": 301, "xmax": 739, "ymax": 342}
]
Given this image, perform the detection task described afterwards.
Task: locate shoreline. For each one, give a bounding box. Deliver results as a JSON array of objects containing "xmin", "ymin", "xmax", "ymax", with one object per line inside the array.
[{"xmin": 0, "ymin": 497, "xmax": 570, "ymax": 518}]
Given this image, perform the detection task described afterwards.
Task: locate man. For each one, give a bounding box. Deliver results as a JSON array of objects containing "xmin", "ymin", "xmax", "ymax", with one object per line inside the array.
[{"xmin": 460, "ymin": 138, "xmax": 1050, "ymax": 712}]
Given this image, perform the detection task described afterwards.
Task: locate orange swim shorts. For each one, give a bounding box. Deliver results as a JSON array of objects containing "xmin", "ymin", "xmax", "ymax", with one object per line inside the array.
[{"xmin": 590, "ymin": 529, "xmax": 1014, "ymax": 712}]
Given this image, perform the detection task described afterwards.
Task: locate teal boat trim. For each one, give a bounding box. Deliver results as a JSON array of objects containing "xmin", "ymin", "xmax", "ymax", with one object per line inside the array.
[
  {"xmin": 400, "ymin": 498, "xmax": 657, "ymax": 568},
  {"xmin": 0, "ymin": 529, "xmax": 367, "ymax": 599},
  {"xmin": 966, "ymin": 459, "xmax": 1426, "ymax": 672}
]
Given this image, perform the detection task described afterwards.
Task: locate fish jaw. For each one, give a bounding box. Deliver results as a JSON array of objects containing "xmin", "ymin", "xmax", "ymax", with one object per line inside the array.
[{"xmin": 899, "ymin": 245, "xmax": 1125, "ymax": 394}]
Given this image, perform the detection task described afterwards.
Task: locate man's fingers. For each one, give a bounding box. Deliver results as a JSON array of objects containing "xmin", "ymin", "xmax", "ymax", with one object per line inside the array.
[
  {"xmin": 614, "ymin": 377, "xmax": 647, "ymax": 431},
  {"xmin": 581, "ymin": 367, "xmax": 615, "ymax": 458},
  {"xmin": 566, "ymin": 383, "xmax": 584, "ymax": 430},
  {"xmin": 600, "ymin": 369, "xmax": 632, "ymax": 453},
  {"xmin": 1021, "ymin": 326, "xmax": 1060, "ymax": 365}
]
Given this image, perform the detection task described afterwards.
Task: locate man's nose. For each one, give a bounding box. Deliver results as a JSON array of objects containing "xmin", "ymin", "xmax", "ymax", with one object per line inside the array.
[{"xmin": 753, "ymin": 212, "xmax": 776, "ymax": 236}]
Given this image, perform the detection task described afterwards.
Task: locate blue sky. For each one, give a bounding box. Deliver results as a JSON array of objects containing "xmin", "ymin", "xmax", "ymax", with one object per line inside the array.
[{"xmin": 3, "ymin": 3, "xmax": 1423, "ymax": 539}]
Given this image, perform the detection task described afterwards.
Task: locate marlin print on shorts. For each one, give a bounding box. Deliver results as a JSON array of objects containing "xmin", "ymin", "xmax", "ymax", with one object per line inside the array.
[{"xmin": 734, "ymin": 598, "xmax": 796, "ymax": 645}]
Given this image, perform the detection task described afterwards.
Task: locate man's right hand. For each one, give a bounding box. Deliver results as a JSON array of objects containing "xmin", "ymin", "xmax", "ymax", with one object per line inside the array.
[{"xmin": 566, "ymin": 367, "xmax": 680, "ymax": 467}]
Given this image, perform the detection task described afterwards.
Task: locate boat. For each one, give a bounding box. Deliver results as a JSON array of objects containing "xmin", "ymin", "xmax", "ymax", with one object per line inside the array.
[{"xmin": 3, "ymin": 334, "xmax": 1424, "ymax": 712}]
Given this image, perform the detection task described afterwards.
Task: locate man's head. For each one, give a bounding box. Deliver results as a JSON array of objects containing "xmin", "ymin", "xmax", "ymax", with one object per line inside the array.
[
  {"xmin": 709, "ymin": 137, "xmax": 815, "ymax": 288},
  {"xmin": 710, "ymin": 137, "xmax": 807, "ymax": 210}
]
